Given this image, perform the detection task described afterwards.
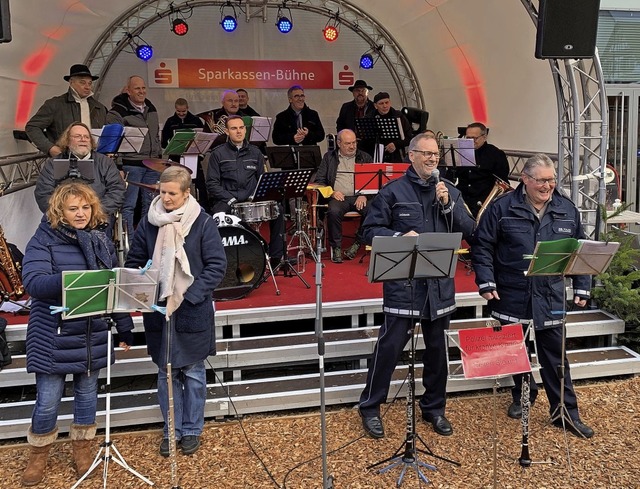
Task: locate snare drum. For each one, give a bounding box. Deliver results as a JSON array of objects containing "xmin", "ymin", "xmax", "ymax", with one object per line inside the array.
[
  {"xmin": 231, "ymin": 201, "xmax": 279, "ymax": 223},
  {"xmin": 212, "ymin": 217, "xmax": 266, "ymax": 301}
]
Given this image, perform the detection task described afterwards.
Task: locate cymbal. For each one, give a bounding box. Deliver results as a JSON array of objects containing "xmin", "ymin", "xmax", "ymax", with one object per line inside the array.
[
  {"xmin": 142, "ymin": 159, "xmax": 193, "ymax": 174},
  {"xmin": 142, "ymin": 158, "xmax": 175, "ymax": 173},
  {"xmin": 127, "ymin": 181, "xmax": 160, "ymax": 192}
]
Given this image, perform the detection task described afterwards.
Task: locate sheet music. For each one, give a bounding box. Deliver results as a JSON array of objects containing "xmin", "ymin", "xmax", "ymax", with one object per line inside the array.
[
  {"xmin": 443, "ymin": 138, "xmax": 476, "ymax": 167},
  {"xmin": 565, "ymin": 240, "xmax": 620, "ymax": 275},
  {"xmin": 250, "ymin": 117, "xmax": 272, "ymax": 142},
  {"xmin": 119, "ymin": 127, "xmax": 149, "ymax": 153},
  {"xmin": 114, "ymin": 268, "xmax": 159, "ymax": 312},
  {"xmin": 184, "ymin": 132, "xmax": 217, "ymax": 154}
]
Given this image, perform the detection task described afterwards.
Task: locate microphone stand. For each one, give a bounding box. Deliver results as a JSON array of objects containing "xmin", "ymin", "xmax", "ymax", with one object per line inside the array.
[{"xmin": 314, "ymin": 228, "xmax": 334, "ymax": 489}]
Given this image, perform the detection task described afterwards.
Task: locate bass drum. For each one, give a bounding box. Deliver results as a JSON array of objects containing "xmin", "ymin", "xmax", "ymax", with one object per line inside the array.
[{"xmin": 213, "ymin": 223, "xmax": 267, "ymax": 301}]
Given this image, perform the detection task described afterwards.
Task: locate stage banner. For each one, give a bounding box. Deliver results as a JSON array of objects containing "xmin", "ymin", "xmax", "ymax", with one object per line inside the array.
[
  {"xmin": 148, "ymin": 58, "xmax": 356, "ymax": 89},
  {"xmin": 457, "ymin": 324, "xmax": 531, "ymax": 379}
]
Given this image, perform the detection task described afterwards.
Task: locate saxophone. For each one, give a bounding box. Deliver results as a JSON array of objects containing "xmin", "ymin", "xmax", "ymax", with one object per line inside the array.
[{"xmin": 0, "ymin": 224, "xmax": 25, "ymax": 299}]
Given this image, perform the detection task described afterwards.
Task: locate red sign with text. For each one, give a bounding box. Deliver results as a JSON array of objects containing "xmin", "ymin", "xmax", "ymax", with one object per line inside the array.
[
  {"xmin": 457, "ymin": 324, "xmax": 531, "ymax": 379},
  {"xmin": 149, "ymin": 58, "xmax": 341, "ymax": 89}
]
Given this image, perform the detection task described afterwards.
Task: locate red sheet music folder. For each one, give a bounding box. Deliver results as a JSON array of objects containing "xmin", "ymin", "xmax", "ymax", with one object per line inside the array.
[{"xmin": 355, "ymin": 163, "xmax": 409, "ymax": 194}]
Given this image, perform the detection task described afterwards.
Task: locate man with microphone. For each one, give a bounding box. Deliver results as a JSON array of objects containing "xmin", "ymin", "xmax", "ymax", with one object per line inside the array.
[{"xmin": 357, "ymin": 133, "xmax": 475, "ymax": 439}]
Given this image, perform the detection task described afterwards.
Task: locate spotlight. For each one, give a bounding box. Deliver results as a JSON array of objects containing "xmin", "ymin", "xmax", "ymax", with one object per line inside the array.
[
  {"xmin": 323, "ymin": 12, "xmax": 340, "ymax": 42},
  {"xmin": 171, "ymin": 18, "xmax": 189, "ymax": 36},
  {"xmin": 359, "ymin": 45, "xmax": 382, "ymax": 70},
  {"xmin": 359, "ymin": 53, "xmax": 374, "ymax": 70},
  {"xmin": 276, "ymin": 4, "xmax": 293, "ymax": 34},
  {"xmin": 220, "ymin": 2, "xmax": 238, "ymax": 32},
  {"xmin": 323, "ymin": 25, "xmax": 338, "ymax": 42},
  {"xmin": 136, "ymin": 44, "xmax": 154, "ymax": 61}
]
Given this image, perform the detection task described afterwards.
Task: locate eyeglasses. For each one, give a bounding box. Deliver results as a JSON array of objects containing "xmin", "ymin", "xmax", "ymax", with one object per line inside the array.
[
  {"xmin": 291, "ymin": 94, "xmax": 305, "ymax": 99},
  {"xmin": 466, "ymin": 135, "xmax": 485, "ymax": 141},
  {"xmin": 70, "ymin": 134, "xmax": 91, "ymax": 141},
  {"xmin": 411, "ymin": 150, "xmax": 440, "ymax": 160},
  {"xmin": 524, "ymin": 173, "xmax": 557, "ymax": 185}
]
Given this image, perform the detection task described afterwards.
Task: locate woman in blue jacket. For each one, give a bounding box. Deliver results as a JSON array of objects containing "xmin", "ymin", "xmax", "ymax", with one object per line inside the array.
[
  {"xmin": 21, "ymin": 182, "xmax": 133, "ymax": 486},
  {"xmin": 126, "ymin": 165, "xmax": 226, "ymax": 457}
]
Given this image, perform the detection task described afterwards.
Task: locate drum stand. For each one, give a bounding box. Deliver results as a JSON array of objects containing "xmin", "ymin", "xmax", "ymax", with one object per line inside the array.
[{"xmin": 288, "ymin": 197, "xmax": 318, "ymax": 268}]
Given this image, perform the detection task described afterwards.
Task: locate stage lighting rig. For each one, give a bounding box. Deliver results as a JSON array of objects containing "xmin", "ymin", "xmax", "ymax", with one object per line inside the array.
[
  {"xmin": 220, "ymin": 1, "xmax": 238, "ymax": 32},
  {"xmin": 275, "ymin": 2, "xmax": 293, "ymax": 34},
  {"xmin": 360, "ymin": 45, "xmax": 383, "ymax": 70}
]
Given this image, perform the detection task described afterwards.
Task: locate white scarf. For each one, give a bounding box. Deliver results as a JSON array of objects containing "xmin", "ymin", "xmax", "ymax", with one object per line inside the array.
[
  {"xmin": 147, "ymin": 194, "xmax": 201, "ymax": 318},
  {"xmin": 70, "ymin": 87, "xmax": 93, "ymax": 130}
]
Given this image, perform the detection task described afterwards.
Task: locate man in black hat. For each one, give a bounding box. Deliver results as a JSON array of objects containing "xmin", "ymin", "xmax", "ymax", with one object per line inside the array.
[
  {"xmin": 360, "ymin": 92, "xmax": 412, "ymax": 162},
  {"xmin": 336, "ymin": 79, "xmax": 376, "ymax": 133},
  {"xmin": 26, "ymin": 64, "xmax": 107, "ymax": 157}
]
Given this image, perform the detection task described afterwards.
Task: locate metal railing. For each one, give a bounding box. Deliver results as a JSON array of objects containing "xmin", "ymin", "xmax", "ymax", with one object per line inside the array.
[{"xmin": 0, "ymin": 152, "xmax": 47, "ymax": 196}]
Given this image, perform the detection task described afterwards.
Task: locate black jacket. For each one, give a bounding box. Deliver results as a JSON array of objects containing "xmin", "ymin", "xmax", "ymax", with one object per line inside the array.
[
  {"xmin": 359, "ymin": 108, "xmax": 412, "ymax": 162},
  {"xmin": 272, "ymin": 104, "xmax": 325, "ymax": 146},
  {"xmin": 161, "ymin": 111, "xmax": 204, "ymax": 148},
  {"xmin": 362, "ymin": 165, "xmax": 475, "ymax": 320},
  {"xmin": 336, "ymin": 99, "xmax": 376, "ymax": 133},
  {"xmin": 471, "ymin": 183, "xmax": 591, "ymax": 329}
]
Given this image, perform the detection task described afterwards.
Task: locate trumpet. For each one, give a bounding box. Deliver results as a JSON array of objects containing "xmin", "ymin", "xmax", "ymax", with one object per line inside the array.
[{"xmin": 476, "ymin": 177, "xmax": 512, "ymax": 223}]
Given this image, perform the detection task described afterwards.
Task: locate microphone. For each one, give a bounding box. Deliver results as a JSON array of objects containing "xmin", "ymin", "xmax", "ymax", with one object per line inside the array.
[{"xmin": 431, "ymin": 169, "xmax": 442, "ymax": 203}]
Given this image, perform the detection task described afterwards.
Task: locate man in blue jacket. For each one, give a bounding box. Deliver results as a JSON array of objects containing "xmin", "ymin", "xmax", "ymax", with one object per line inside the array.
[
  {"xmin": 206, "ymin": 116, "xmax": 285, "ymax": 265},
  {"xmin": 471, "ymin": 153, "xmax": 594, "ymax": 438},
  {"xmin": 358, "ymin": 133, "xmax": 475, "ymax": 439}
]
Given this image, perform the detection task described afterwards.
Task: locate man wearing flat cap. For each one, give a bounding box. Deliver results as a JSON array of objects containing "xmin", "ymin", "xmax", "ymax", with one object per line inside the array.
[
  {"xmin": 26, "ymin": 64, "xmax": 107, "ymax": 157},
  {"xmin": 360, "ymin": 92, "xmax": 412, "ymax": 162},
  {"xmin": 336, "ymin": 79, "xmax": 376, "ymax": 133}
]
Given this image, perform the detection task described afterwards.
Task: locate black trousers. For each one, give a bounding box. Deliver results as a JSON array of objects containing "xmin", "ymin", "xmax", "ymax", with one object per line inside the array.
[
  {"xmin": 325, "ymin": 195, "xmax": 369, "ymax": 248},
  {"xmin": 511, "ymin": 324, "xmax": 580, "ymax": 420},
  {"xmin": 359, "ymin": 314, "xmax": 450, "ymax": 418}
]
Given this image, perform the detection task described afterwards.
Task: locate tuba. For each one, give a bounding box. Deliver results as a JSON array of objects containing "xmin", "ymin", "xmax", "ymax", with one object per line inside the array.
[
  {"xmin": 476, "ymin": 177, "xmax": 512, "ymax": 223},
  {"xmin": 0, "ymin": 224, "xmax": 25, "ymax": 299}
]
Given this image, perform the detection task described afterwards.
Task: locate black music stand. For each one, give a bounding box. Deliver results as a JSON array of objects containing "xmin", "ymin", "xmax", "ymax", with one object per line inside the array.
[
  {"xmin": 266, "ymin": 145, "xmax": 321, "ymax": 171},
  {"xmin": 52, "ymin": 157, "xmax": 95, "ymax": 185},
  {"xmin": 367, "ymin": 232, "xmax": 461, "ymax": 487},
  {"xmin": 252, "ymin": 169, "xmax": 314, "ymax": 289},
  {"xmin": 355, "ymin": 117, "xmax": 405, "ymax": 163}
]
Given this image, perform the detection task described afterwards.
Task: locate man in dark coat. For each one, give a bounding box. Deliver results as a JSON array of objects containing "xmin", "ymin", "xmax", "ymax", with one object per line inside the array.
[
  {"xmin": 272, "ymin": 85, "xmax": 325, "ymax": 146},
  {"xmin": 357, "ymin": 133, "xmax": 475, "ymax": 439},
  {"xmin": 26, "ymin": 64, "xmax": 107, "ymax": 157},
  {"xmin": 161, "ymin": 98, "xmax": 204, "ymax": 148},
  {"xmin": 359, "ymin": 92, "xmax": 412, "ymax": 163},
  {"xmin": 335, "ymin": 79, "xmax": 376, "ymax": 133},
  {"xmin": 236, "ymin": 88, "xmax": 261, "ymax": 117},
  {"xmin": 106, "ymin": 75, "xmax": 162, "ymax": 243},
  {"xmin": 455, "ymin": 122, "xmax": 510, "ymax": 217},
  {"xmin": 34, "ymin": 122, "xmax": 126, "ymax": 217},
  {"xmin": 471, "ymin": 153, "xmax": 594, "ymax": 439}
]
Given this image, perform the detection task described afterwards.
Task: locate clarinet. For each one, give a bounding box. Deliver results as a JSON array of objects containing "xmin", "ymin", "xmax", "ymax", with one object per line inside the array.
[{"xmin": 518, "ymin": 372, "xmax": 532, "ymax": 467}]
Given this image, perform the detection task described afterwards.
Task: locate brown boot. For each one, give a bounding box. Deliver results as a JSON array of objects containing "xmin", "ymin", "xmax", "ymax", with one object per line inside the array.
[
  {"xmin": 70, "ymin": 423, "xmax": 97, "ymax": 478},
  {"xmin": 22, "ymin": 427, "xmax": 58, "ymax": 487}
]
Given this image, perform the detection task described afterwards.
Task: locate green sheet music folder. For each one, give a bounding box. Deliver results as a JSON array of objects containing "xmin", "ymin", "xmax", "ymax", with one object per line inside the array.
[{"xmin": 61, "ymin": 268, "xmax": 158, "ymax": 319}]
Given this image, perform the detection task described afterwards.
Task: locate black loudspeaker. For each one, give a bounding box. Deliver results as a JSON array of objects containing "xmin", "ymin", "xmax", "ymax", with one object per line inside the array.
[
  {"xmin": 0, "ymin": 0, "xmax": 11, "ymax": 44},
  {"xmin": 535, "ymin": 0, "xmax": 600, "ymax": 59}
]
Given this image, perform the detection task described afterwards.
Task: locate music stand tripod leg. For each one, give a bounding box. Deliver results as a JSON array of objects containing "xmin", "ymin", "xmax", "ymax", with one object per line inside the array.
[
  {"xmin": 71, "ymin": 321, "xmax": 154, "ymax": 488},
  {"xmin": 263, "ymin": 249, "xmax": 281, "ymax": 296}
]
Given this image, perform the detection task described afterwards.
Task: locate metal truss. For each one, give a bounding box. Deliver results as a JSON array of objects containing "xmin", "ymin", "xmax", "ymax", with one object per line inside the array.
[
  {"xmin": 520, "ymin": 0, "xmax": 608, "ymax": 237},
  {"xmin": 85, "ymin": 0, "xmax": 423, "ymax": 109},
  {"xmin": 0, "ymin": 153, "xmax": 46, "ymax": 195}
]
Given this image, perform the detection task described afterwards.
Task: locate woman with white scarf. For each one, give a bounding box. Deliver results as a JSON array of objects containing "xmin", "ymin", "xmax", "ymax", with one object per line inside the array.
[{"xmin": 126, "ymin": 166, "xmax": 226, "ymax": 456}]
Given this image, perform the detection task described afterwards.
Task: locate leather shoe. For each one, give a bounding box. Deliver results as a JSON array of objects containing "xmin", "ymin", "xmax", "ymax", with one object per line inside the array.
[
  {"xmin": 422, "ymin": 413, "xmax": 453, "ymax": 436},
  {"xmin": 553, "ymin": 418, "xmax": 594, "ymax": 439},
  {"xmin": 507, "ymin": 402, "xmax": 522, "ymax": 419},
  {"xmin": 359, "ymin": 410, "xmax": 384, "ymax": 439}
]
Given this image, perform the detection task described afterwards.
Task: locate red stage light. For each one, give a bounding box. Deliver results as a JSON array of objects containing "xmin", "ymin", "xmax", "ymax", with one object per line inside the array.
[
  {"xmin": 323, "ymin": 25, "xmax": 338, "ymax": 42},
  {"xmin": 172, "ymin": 18, "xmax": 189, "ymax": 36}
]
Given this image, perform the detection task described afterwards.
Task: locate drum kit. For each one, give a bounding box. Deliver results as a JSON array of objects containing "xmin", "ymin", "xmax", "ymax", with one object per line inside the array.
[{"xmin": 211, "ymin": 201, "xmax": 281, "ymax": 301}]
